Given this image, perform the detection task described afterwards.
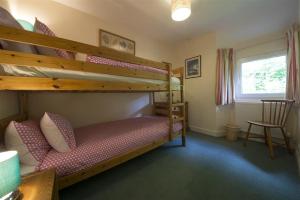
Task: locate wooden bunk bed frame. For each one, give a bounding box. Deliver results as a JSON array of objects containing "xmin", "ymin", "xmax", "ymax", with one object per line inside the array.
[{"xmin": 0, "ymin": 25, "xmax": 186, "ymax": 189}]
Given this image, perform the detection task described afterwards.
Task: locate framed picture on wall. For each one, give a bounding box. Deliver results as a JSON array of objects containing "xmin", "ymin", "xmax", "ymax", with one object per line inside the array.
[
  {"xmin": 99, "ymin": 29, "xmax": 135, "ymax": 55},
  {"xmin": 185, "ymin": 55, "xmax": 201, "ymax": 79}
]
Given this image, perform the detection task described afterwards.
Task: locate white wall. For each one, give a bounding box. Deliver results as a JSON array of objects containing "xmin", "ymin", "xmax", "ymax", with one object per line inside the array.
[
  {"xmin": 0, "ymin": 92, "xmax": 18, "ymax": 119},
  {"xmin": 0, "ymin": 0, "xmax": 175, "ymax": 127},
  {"xmin": 173, "ymin": 33, "xmax": 225, "ymax": 136},
  {"xmin": 1, "ymin": 0, "xmax": 175, "ymax": 62},
  {"xmin": 28, "ymin": 93, "xmax": 151, "ymax": 127}
]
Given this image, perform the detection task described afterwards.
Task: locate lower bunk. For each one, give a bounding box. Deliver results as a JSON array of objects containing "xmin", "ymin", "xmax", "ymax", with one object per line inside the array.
[{"xmin": 21, "ymin": 116, "xmax": 183, "ymax": 189}]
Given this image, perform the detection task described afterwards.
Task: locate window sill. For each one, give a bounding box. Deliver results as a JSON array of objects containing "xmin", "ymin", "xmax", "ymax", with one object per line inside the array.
[
  {"xmin": 235, "ymin": 96, "xmax": 292, "ymax": 104},
  {"xmin": 235, "ymin": 99, "xmax": 262, "ymax": 104}
]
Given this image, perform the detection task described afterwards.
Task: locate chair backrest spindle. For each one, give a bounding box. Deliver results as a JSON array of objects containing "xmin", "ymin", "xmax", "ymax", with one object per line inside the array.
[
  {"xmin": 261, "ymin": 100, "xmax": 294, "ymax": 127},
  {"xmin": 273, "ymin": 102, "xmax": 277, "ymax": 124},
  {"xmin": 262, "ymin": 101, "xmax": 265, "ymax": 123},
  {"xmin": 277, "ymin": 102, "xmax": 283, "ymax": 125},
  {"xmin": 269, "ymin": 103, "xmax": 272, "ymax": 124}
]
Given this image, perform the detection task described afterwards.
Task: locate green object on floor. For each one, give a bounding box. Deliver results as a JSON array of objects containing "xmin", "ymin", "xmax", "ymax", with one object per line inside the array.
[{"xmin": 60, "ymin": 132, "xmax": 300, "ymax": 200}]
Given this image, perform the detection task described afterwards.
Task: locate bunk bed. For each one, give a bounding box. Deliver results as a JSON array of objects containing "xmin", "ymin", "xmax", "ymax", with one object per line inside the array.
[{"xmin": 0, "ymin": 24, "xmax": 186, "ymax": 189}]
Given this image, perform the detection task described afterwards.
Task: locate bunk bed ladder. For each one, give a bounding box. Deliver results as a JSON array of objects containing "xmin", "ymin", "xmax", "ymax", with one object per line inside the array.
[
  {"xmin": 172, "ymin": 73, "xmax": 186, "ymax": 146},
  {"xmin": 153, "ymin": 65, "xmax": 186, "ymax": 146},
  {"xmin": 179, "ymin": 74, "xmax": 186, "ymax": 146}
]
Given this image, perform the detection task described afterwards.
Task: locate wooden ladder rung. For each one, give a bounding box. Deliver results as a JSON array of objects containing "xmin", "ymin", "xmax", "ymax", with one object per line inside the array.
[
  {"xmin": 173, "ymin": 117, "xmax": 184, "ymax": 122},
  {"xmin": 172, "ymin": 103, "xmax": 184, "ymax": 107}
]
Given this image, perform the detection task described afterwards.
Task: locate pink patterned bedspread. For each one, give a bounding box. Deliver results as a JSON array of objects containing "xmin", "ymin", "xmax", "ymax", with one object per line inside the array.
[
  {"xmin": 87, "ymin": 55, "xmax": 168, "ymax": 75},
  {"xmin": 38, "ymin": 116, "xmax": 182, "ymax": 176}
]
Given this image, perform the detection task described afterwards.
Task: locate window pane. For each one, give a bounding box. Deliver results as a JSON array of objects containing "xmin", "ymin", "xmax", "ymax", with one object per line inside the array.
[{"xmin": 241, "ymin": 55, "xmax": 286, "ymax": 94}]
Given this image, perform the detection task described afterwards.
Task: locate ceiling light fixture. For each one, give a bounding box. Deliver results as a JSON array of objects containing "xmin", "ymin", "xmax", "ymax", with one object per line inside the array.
[{"xmin": 171, "ymin": 0, "xmax": 191, "ymax": 22}]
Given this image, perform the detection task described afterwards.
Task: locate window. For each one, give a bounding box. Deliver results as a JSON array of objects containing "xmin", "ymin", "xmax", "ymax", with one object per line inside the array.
[{"xmin": 236, "ymin": 52, "xmax": 287, "ymax": 101}]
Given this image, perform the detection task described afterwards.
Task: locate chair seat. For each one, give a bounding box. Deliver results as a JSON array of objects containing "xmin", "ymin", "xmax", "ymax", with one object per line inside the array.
[{"xmin": 247, "ymin": 121, "xmax": 282, "ymax": 128}]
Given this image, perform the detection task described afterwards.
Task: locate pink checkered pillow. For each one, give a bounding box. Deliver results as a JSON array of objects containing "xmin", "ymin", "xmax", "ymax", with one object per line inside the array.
[
  {"xmin": 5, "ymin": 120, "xmax": 51, "ymax": 167},
  {"xmin": 86, "ymin": 55, "xmax": 168, "ymax": 75},
  {"xmin": 33, "ymin": 18, "xmax": 74, "ymax": 59},
  {"xmin": 40, "ymin": 112, "xmax": 76, "ymax": 152}
]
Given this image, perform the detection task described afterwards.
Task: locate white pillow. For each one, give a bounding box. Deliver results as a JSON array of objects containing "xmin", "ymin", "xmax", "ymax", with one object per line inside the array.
[
  {"xmin": 5, "ymin": 120, "xmax": 51, "ymax": 166},
  {"xmin": 40, "ymin": 112, "xmax": 76, "ymax": 152}
]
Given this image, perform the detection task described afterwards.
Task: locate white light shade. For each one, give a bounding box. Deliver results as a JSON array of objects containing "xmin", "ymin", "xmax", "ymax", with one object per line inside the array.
[
  {"xmin": 0, "ymin": 151, "xmax": 20, "ymax": 199},
  {"xmin": 171, "ymin": 0, "xmax": 191, "ymax": 21}
]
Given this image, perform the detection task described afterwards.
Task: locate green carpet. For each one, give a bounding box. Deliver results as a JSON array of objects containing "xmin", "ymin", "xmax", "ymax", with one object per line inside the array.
[{"xmin": 60, "ymin": 132, "xmax": 300, "ymax": 200}]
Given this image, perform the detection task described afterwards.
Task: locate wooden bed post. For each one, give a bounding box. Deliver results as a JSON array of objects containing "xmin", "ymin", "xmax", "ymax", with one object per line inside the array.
[
  {"xmin": 18, "ymin": 92, "xmax": 29, "ymax": 120},
  {"xmin": 181, "ymin": 74, "xmax": 186, "ymax": 146},
  {"xmin": 167, "ymin": 63, "xmax": 173, "ymax": 141},
  {"xmin": 152, "ymin": 92, "xmax": 155, "ymax": 104}
]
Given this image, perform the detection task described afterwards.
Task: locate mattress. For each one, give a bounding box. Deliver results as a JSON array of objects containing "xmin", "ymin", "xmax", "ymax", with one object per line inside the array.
[
  {"xmin": 0, "ymin": 64, "xmax": 180, "ymax": 86},
  {"xmin": 38, "ymin": 116, "xmax": 182, "ymax": 176}
]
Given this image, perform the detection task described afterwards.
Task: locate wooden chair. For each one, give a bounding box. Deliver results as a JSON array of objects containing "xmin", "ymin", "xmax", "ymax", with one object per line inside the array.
[{"xmin": 244, "ymin": 100, "xmax": 295, "ymax": 159}]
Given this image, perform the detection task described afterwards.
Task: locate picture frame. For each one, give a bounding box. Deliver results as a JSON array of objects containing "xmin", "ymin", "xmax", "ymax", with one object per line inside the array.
[
  {"xmin": 99, "ymin": 29, "xmax": 135, "ymax": 55},
  {"xmin": 185, "ymin": 55, "xmax": 201, "ymax": 79}
]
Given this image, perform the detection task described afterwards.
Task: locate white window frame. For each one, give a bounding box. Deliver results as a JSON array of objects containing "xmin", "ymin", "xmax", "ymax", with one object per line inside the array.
[{"xmin": 235, "ymin": 51, "xmax": 287, "ymax": 102}]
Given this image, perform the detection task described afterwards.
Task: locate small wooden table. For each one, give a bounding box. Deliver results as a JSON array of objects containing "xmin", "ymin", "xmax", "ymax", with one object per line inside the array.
[{"xmin": 19, "ymin": 169, "xmax": 58, "ymax": 200}]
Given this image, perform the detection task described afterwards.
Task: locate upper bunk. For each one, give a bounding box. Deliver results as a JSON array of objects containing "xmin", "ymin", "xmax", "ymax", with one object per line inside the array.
[{"xmin": 0, "ymin": 24, "xmax": 181, "ymax": 92}]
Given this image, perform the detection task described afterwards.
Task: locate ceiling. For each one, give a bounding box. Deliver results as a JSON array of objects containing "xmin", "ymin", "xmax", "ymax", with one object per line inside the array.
[{"xmin": 53, "ymin": 0, "xmax": 298, "ymax": 44}]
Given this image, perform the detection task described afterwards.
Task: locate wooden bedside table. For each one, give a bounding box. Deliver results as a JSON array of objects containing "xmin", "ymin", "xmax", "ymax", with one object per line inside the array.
[{"xmin": 19, "ymin": 169, "xmax": 58, "ymax": 200}]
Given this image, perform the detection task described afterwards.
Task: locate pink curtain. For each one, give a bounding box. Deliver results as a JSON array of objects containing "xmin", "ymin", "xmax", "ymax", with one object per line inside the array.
[
  {"xmin": 286, "ymin": 25, "xmax": 300, "ymax": 104},
  {"xmin": 215, "ymin": 48, "xmax": 234, "ymax": 106}
]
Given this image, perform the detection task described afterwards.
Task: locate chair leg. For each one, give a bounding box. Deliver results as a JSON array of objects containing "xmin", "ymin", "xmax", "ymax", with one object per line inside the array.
[
  {"xmin": 266, "ymin": 128, "xmax": 274, "ymax": 159},
  {"xmin": 263, "ymin": 127, "xmax": 268, "ymax": 145},
  {"xmin": 280, "ymin": 127, "xmax": 292, "ymax": 154},
  {"xmin": 244, "ymin": 123, "xmax": 252, "ymax": 147}
]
